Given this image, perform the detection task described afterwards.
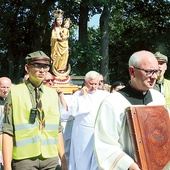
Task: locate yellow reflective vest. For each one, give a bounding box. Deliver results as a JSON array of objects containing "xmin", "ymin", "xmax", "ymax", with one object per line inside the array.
[
  {"xmin": 164, "ymin": 78, "xmax": 170, "ymax": 108},
  {"xmin": 11, "ymin": 84, "xmax": 60, "ymax": 160},
  {"xmin": 0, "ymin": 106, "xmax": 3, "ymax": 151}
]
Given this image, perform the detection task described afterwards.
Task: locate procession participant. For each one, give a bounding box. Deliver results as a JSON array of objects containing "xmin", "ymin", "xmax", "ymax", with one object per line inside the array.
[
  {"xmin": 2, "ymin": 51, "xmax": 67, "ymax": 170},
  {"xmin": 98, "ymin": 73, "xmax": 105, "ymax": 90},
  {"xmin": 153, "ymin": 51, "xmax": 170, "ymax": 108},
  {"xmin": 0, "ymin": 77, "xmax": 12, "ymax": 170},
  {"xmin": 94, "ymin": 50, "xmax": 165, "ymax": 170},
  {"xmin": 110, "ymin": 81, "xmax": 125, "ymax": 93},
  {"xmin": 68, "ymin": 71, "xmax": 109, "ymax": 170},
  {"xmin": 0, "ymin": 77, "xmax": 12, "ymax": 105}
]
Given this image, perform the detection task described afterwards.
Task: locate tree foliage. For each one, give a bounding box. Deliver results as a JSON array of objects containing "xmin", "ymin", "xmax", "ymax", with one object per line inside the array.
[
  {"xmin": 69, "ymin": 28, "xmax": 101, "ymax": 76},
  {"xmin": 0, "ymin": 0, "xmax": 56, "ymax": 83},
  {"xmin": 109, "ymin": 0, "xmax": 170, "ymax": 84},
  {"xmin": 0, "ymin": 0, "xmax": 170, "ymax": 85}
]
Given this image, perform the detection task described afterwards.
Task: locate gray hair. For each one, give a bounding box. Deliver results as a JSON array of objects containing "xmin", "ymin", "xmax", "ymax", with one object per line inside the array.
[
  {"xmin": 128, "ymin": 52, "xmax": 143, "ymax": 67},
  {"xmin": 128, "ymin": 50, "xmax": 154, "ymax": 67},
  {"xmin": 84, "ymin": 71, "xmax": 99, "ymax": 82}
]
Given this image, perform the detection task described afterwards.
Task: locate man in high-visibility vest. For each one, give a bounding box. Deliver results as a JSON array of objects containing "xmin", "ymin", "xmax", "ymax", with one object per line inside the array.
[
  {"xmin": 153, "ymin": 51, "xmax": 170, "ymax": 108},
  {"xmin": 2, "ymin": 51, "xmax": 67, "ymax": 170}
]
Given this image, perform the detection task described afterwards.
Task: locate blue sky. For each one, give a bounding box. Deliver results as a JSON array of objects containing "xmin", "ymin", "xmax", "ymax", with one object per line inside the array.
[
  {"xmin": 74, "ymin": 14, "xmax": 100, "ymax": 39},
  {"xmin": 88, "ymin": 14, "xmax": 100, "ymax": 28}
]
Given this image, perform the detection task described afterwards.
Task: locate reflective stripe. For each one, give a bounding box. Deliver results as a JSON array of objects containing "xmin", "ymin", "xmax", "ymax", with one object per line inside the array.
[
  {"xmin": 45, "ymin": 124, "xmax": 59, "ymax": 130},
  {"xmin": 41, "ymin": 139, "xmax": 58, "ymax": 145},
  {"xmin": 14, "ymin": 136, "xmax": 40, "ymax": 147},
  {"xmin": 15, "ymin": 137, "xmax": 58, "ymax": 147},
  {"xmin": 14, "ymin": 122, "xmax": 38, "ymax": 131},
  {"xmin": 15, "ymin": 123, "xmax": 58, "ymax": 131}
]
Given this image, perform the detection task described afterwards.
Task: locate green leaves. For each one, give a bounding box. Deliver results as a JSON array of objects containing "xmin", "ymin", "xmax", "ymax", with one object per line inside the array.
[
  {"xmin": 0, "ymin": 0, "xmax": 170, "ymax": 83},
  {"xmin": 109, "ymin": 0, "xmax": 170, "ymax": 83}
]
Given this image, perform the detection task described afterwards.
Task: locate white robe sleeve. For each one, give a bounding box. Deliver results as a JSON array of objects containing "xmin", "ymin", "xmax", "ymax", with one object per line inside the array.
[
  {"xmin": 68, "ymin": 91, "xmax": 91, "ymax": 117},
  {"xmin": 94, "ymin": 93, "xmax": 134, "ymax": 170}
]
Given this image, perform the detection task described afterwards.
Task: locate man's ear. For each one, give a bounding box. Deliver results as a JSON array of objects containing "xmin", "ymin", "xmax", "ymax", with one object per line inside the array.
[
  {"xmin": 129, "ymin": 66, "xmax": 135, "ymax": 78},
  {"xmin": 25, "ymin": 64, "xmax": 29, "ymax": 73}
]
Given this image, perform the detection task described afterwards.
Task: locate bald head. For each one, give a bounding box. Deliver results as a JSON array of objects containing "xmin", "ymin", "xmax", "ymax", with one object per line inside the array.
[
  {"xmin": 129, "ymin": 50, "xmax": 158, "ymax": 68},
  {"xmin": 43, "ymin": 72, "xmax": 55, "ymax": 87},
  {"xmin": 0, "ymin": 77, "xmax": 12, "ymax": 99},
  {"xmin": 128, "ymin": 50, "xmax": 160, "ymax": 92}
]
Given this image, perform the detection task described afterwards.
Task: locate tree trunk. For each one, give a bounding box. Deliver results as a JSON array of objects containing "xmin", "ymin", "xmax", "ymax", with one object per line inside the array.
[
  {"xmin": 32, "ymin": 0, "xmax": 55, "ymax": 51},
  {"xmin": 16, "ymin": 52, "xmax": 25, "ymax": 84},
  {"xmin": 100, "ymin": 5, "xmax": 110, "ymax": 84},
  {"xmin": 7, "ymin": 46, "xmax": 14, "ymax": 80},
  {"xmin": 79, "ymin": 0, "xmax": 88, "ymax": 44}
]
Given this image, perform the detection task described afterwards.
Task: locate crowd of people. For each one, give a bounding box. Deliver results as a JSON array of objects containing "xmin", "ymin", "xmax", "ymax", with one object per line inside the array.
[{"xmin": 0, "ymin": 50, "xmax": 169, "ymax": 170}]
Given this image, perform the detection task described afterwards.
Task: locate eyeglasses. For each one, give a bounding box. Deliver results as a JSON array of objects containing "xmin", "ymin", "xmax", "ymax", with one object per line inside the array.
[
  {"xmin": 134, "ymin": 66, "xmax": 161, "ymax": 77},
  {"xmin": 0, "ymin": 86, "xmax": 10, "ymax": 90},
  {"xmin": 29, "ymin": 64, "xmax": 50, "ymax": 71},
  {"xmin": 44, "ymin": 79, "xmax": 54, "ymax": 83}
]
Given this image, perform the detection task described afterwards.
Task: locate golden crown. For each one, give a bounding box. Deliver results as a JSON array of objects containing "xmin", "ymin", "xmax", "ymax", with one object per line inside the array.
[
  {"xmin": 64, "ymin": 18, "xmax": 72, "ymax": 24},
  {"xmin": 53, "ymin": 8, "xmax": 64, "ymax": 18}
]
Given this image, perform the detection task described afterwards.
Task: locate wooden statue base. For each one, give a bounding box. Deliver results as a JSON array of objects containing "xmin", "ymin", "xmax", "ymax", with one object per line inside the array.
[
  {"xmin": 53, "ymin": 75, "xmax": 71, "ymax": 84},
  {"xmin": 53, "ymin": 84, "xmax": 80, "ymax": 94}
]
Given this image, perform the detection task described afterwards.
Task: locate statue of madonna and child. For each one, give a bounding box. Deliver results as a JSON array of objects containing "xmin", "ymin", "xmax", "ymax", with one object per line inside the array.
[{"xmin": 50, "ymin": 8, "xmax": 72, "ymax": 83}]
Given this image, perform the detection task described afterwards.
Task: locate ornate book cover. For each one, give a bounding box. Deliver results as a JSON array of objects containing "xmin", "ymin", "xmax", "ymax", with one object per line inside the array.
[{"xmin": 125, "ymin": 105, "xmax": 170, "ymax": 170}]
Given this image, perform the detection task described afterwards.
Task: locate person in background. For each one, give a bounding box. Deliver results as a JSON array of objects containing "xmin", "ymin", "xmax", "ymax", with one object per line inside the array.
[
  {"xmin": 94, "ymin": 50, "xmax": 165, "ymax": 170},
  {"xmin": 0, "ymin": 77, "xmax": 12, "ymax": 105},
  {"xmin": 43, "ymin": 71, "xmax": 69, "ymax": 169},
  {"xmin": 2, "ymin": 51, "xmax": 67, "ymax": 170},
  {"xmin": 43, "ymin": 72, "xmax": 55, "ymax": 88},
  {"xmin": 98, "ymin": 73, "xmax": 111, "ymax": 91},
  {"xmin": 98, "ymin": 73, "xmax": 105, "ymax": 90},
  {"xmin": 110, "ymin": 81, "xmax": 125, "ymax": 93},
  {"xmin": 23, "ymin": 74, "xmax": 29, "ymax": 83},
  {"xmin": 68, "ymin": 71, "xmax": 109, "ymax": 170},
  {"xmin": 0, "ymin": 77, "xmax": 12, "ymax": 170},
  {"xmin": 103, "ymin": 84, "xmax": 111, "ymax": 92},
  {"xmin": 153, "ymin": 52, "xmax": 170, "ymax": 108},
  {"xmin": 19, "ymin": 74, "xmax": 29, "ymax": 84},
  {"xmin": 43, "ymin": 71, "xmax": 68, "ymax": 112}
]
